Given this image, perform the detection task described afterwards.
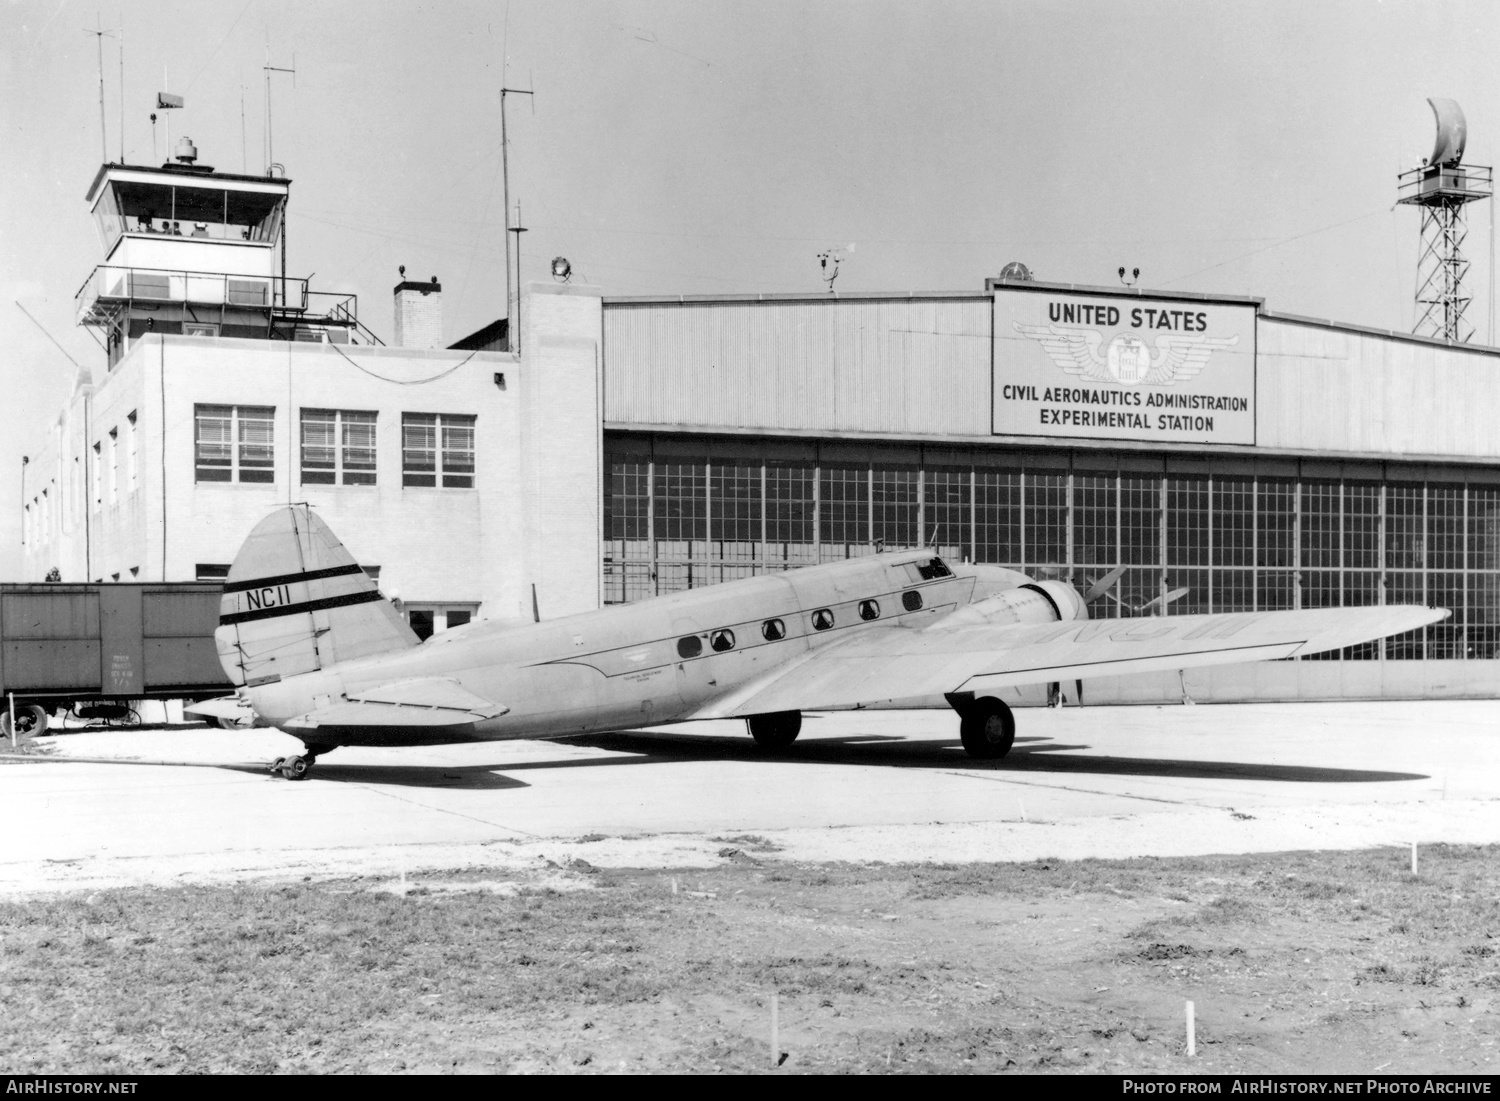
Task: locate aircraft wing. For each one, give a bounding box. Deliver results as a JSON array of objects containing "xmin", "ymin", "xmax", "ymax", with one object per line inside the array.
[
  {"xmin": 281, "ymin": 677, "xmax": 509, "ymax": 730},
  {"xmin": 687, "ymin": 604, "xmax": 1447, "ymax": 719}
]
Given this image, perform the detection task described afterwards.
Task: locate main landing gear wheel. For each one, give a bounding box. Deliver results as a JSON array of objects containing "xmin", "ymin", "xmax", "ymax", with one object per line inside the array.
[
  {"xmin": 747, "ymin": 710, "xmax": 802, "ymax": 748},
  {"xmin": 0, "ymin": 705, "xmax": 50, "ymax": 742},
  {"xmin": 959, "ymin": 697, "xmax": 1016, "ymax": 760}
]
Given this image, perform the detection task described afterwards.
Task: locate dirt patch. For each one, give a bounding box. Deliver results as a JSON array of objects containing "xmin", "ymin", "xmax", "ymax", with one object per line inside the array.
[{"xmin": 0, "ymin": 846, "xmax": 1496, "ymax": 1073}]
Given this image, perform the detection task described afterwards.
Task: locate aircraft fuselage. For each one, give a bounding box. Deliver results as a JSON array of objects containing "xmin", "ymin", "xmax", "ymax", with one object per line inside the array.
[{"xmin": 245, "ymin": 552, "xmax": 1050, "ymax": 748}]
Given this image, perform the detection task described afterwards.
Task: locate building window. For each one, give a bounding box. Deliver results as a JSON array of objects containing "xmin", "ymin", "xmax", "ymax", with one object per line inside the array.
[
  {"xmin": 302, "ymin": 409, "xmax": 377, "ymax": 485},
  {"xmin": 184, "ymin": 323, "xmax": 219, "ymax": 337},
  {"xmin": 195, "ymin": 405, "xmax": 275, "ymax": 483},
  {"xmin": 196, "ymin": 564, "xmax": 230, "ymax": 582},
  {"xmin": 404, "ymin": 603, "xmax": 480, "ymax": 641},
  {"xmin": 91, "ymin": 442, "xmax": 101, "ymax": 508},
  {"xmin": 402, "ymin": 413, "xmax": 475, "ymax": 488}
]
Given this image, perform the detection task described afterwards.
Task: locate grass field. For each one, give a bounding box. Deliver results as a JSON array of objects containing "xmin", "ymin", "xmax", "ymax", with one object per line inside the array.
[{"xmin": 3, "ymin": 844, "xmax": 1497, "ymax": 1074}]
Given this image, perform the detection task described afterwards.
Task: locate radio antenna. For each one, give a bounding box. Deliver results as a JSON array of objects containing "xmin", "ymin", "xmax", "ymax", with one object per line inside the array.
[
  {"xmin": 263, "ymin": 47, "xmax": 296, "ymax": 172},
  {"xmin": 83, "ymin": 15, "xmax": 119, "ymax": 163}
]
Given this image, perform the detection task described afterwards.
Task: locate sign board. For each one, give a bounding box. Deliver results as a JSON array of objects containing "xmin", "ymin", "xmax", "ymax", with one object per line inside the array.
[{"xmin": 992, "ymin": 287, "xmax": 1256, "ymax": 445}]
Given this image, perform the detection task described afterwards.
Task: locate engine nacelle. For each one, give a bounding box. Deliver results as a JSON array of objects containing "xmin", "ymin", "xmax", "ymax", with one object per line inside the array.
[{"xmin": 945, "ymin": 579, "xmax": 1089, "ymax": 627}]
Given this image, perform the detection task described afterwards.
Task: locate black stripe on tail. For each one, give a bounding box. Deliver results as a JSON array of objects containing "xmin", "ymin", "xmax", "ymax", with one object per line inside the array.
[{"xmin": 220, "ymin": 588, "xmax": 386, "ymax": 626}]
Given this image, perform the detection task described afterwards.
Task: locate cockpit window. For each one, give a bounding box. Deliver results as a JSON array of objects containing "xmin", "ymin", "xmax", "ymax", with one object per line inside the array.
[
  {"xmin": 917, "ymin": 557, "xmax": 952, "ymax": 580},
  {"xmin": 677, "ymin": 635, "xmax": 703, "ymax": 659}
]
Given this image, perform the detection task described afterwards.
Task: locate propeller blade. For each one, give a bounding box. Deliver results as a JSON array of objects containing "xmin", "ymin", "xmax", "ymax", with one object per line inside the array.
[{"xmin": 1084, "ymin": 564, "xmax": 1128, "ymax": 602}]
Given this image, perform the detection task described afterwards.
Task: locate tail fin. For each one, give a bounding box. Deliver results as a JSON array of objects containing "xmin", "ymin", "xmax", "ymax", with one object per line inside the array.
[{"xmin": 214, "ymin": 505, "xmax": 418, "ymax": 687}]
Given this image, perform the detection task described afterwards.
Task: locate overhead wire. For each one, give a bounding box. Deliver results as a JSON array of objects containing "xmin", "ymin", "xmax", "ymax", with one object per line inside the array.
[{"xmin": 329, "ymin": 341, "xmax": 477, "ymax": 384}]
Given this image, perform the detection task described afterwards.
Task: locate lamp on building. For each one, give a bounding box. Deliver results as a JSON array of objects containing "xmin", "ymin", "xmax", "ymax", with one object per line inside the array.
[
  {"xmin": 1118, "ymin": 266, "xmax": 1140, "ymax": 287},
  {"xmin": 551, "ymin": 256, "xmax": 572, "ymax": 283}
]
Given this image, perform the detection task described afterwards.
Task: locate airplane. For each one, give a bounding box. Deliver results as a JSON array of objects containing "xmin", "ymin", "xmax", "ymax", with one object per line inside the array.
[{"xmin": 206, "ymin": 505, "xmax": 1448, "ymax": 779}]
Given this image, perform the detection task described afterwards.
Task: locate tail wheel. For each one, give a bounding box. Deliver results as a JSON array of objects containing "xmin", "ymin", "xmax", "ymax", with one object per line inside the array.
[
  {"xmin": 0, "ymin": 705, "xmax": 50, "ymax": 742},
  {"xmin": 959, "ymin": 697, "xmax": 1016, "ymax": 760},
  {"xmin": 747, "ymin": 710, "xmax": 802, "ymax": 748}
]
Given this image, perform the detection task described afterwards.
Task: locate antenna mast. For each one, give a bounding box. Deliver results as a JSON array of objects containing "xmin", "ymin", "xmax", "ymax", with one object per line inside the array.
[
  {"xmin": 84, "ymin": 16, "xmax": 118, "ymax": 164},
  {"xmin": 501, "ymin": 84, "xmax": 534, "ymax": 341},
  {"xmin": 263, "ymin": 49, "xmax": 296, "ymax": 172}
]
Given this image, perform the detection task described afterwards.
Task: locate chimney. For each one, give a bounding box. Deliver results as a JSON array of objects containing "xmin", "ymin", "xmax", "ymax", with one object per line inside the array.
[{"xmin": 394, "ymin": 273, "xmax": 443, "ymax": 348}]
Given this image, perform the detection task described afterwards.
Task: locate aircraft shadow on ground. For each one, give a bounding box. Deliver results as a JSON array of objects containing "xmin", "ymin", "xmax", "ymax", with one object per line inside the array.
[
  {"xmin": 31, "ymin": 731, "xmax": 1428, "ymax": 788},
  {"xmin": 553, "ymin": 729, "xmax": 1428, "ymax": 785}
]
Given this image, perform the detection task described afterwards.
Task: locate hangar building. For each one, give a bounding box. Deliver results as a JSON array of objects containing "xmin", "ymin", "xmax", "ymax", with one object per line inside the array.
[{"xmin": 22, "ymin": 149, "xmax": 1500, "ymax": 702}]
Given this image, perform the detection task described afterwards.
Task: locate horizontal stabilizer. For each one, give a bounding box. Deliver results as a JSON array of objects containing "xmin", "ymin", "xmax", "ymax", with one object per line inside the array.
[{"xmin": 283, "ymin": 677, "xmax": 508, "ymax": 731}]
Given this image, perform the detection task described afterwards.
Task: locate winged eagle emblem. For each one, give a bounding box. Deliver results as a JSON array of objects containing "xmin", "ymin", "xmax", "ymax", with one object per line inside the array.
[{"xmin": 1012, "ymin": 322, "xmax": 1239, "ymax": 386}]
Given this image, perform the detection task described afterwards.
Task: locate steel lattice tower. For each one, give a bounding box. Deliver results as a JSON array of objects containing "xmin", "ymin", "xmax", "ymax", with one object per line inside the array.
[{"xmin": 1398, "ymin": 99, "xmax": 1491, "ymax": 344}]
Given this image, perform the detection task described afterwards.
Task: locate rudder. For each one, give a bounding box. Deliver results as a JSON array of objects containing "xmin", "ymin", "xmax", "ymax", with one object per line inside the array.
[{"xmin": 214, "ymin": 506, "xmax": 418, "ymax": 687}]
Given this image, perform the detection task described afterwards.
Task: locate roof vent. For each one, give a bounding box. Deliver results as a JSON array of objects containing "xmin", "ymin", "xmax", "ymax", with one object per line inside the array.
[{"xmin": 174, "ymin": 137, "xmax": 198, "ymax": 165}]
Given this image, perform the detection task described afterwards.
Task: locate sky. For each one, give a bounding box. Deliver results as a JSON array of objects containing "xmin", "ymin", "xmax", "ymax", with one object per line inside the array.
[{"xmin": 3, "ymin": 0, "xmax": 1499, "ymax": 574}]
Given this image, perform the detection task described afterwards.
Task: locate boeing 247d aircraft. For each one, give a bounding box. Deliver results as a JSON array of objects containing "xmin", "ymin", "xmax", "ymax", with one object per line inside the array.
[{"xmin": 210, "ymin": 506, "xmax": 1447, "ymax": 779}]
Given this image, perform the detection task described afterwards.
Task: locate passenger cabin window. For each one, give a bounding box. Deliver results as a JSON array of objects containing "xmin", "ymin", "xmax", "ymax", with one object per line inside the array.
[
  {"xmin": 710, "ymin": 629, "xmax": 735, "ymax": 652},
  {"xmin": 677, "ymin": 635, "xmax": 703, "ymax": 659},
  {"xmin": 811, "ymin": 608, "xmax": 835, "ymax": 631},
  {"xmin": 761, "ymin": 618, "xmax": 785, "ymax": 641},
  {"xmin": 902, "ymin": 590, "xmax": 923, "ymax": 612},
  {"xmin": 858, "ymin": 599, "xmax": 880, "ymax": 621}
]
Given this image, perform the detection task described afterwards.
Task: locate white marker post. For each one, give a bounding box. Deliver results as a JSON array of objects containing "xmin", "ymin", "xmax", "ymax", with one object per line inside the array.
[
  {"xmin": 1411, "ymin": 841, "xmax": 1419, "ymax": 876},
  {"xmin": 1186, "ymin": 1000, "xmax": 1195, "ymax": 1057},
  {"xmin": 770, "ymin": 992, "xmax": 779, "ymax": 1067},
  {"xmin": 7, "ymin": 693, "xmax": 14, "ymax": 749}
]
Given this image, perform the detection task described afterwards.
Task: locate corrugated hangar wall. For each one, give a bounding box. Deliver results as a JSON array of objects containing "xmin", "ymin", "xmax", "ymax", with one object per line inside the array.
[{"xmin": 600, "ymin": 292, "xmax": 1500, "ymax": 703}]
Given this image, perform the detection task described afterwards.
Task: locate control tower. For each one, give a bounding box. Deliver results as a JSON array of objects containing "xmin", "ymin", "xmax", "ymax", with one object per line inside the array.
[
  {"xmin": 1397, "ymin": 99, "xmax": 1493, "ymax": 344},
  {"xmin": 74, "ymin": 137, "xmax": 375, "ymax": 366}
]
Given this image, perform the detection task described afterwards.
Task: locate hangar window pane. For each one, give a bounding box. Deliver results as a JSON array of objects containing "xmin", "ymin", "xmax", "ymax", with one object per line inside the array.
[
  {"xmin": 1023, "ymin": 473, "xmax": 1067, "ymax": 571},
  {"xmin": 1343, "ymin": 571, "xmax": 1382, "ymax": 660},
  {"xmin": 1386, "ymin": 485, "xmax": 1424, "ymax": 570},
  {"xmin": 1256, "ymin": 570, "xmax": 1295, "ymax": 612},
  {"xmin": 1167, "ymin": 477, "xmax": 1210, "ymax": 567},
  {"xmin": 1169, "ymin": 567, "xmax": 1210, "ymax": 616},
  {"xmin": 710, "ymin": 463, "xmax": 761, "ymax": 543},
  {"xmin": 1257, "ymin": 480, "xmax": 1295, "ymax": 569},
  {"xmin": 658, "ymin": 462, "xmax": 706, "ymax": 543},
  {"xmin": 1427, "ymin": 485, "xmax": 1464, "ymax": 570},
  {"xmin": 974, "ymin": 470, "xmax": 1021, "ymax": 566},
  {"xmin": 766, "ymin": 465, "xmax": 814, "ymax": 564},
  {"xmin": 1344, "ymin": 484, "xmax": 1380, "ymax": 570},
  {"xmin": 1120, "ymin": 476, "xmax": 1160, "ymax": 567},
  {"xmin": 1427, "ymin": 571, "xmax": 1466, "ymax": 658},
  {"xmin": 1302, "ymin": 568, "xmax": 1342, "ymax": 662},
  {"xmin": 925, "ymin": 469, "xmax": 970, "ymax": 560},
  {"xmin": 872, "ymin": 468, "xmax": 918, "ymax": 548},
  {"xmin": 1212, "ymin": 477, "xmax": 1254, "ymax": 567},
  {"xmin": 1469, "ymin": 486, "xmax": 1500, "ymax": 570},
  {"xmin": 607, "ymin": 457, "xmax": 651, "ymax": 543},
  {"xmin": 1385, "ymin": 571, "xmax": 1426, "ymax": 659},
  {"xmin": 1072, "ymin": 474, "xmax": 1116, "ymax": 566},
  {"xmin": 1470, "ymin": 573, "xmax": 1500, "ymax": 659},
  {"xmin": 820, "ymin": 466, "xmax": 868, "ymax": 551},
  {"xmin": 1300, "ymin": 482, "xmax": 1340, "ymax": 570},
  {"xmin": 1216, "ymin": 568, "xmax": 1255, "ymax": 613}
]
